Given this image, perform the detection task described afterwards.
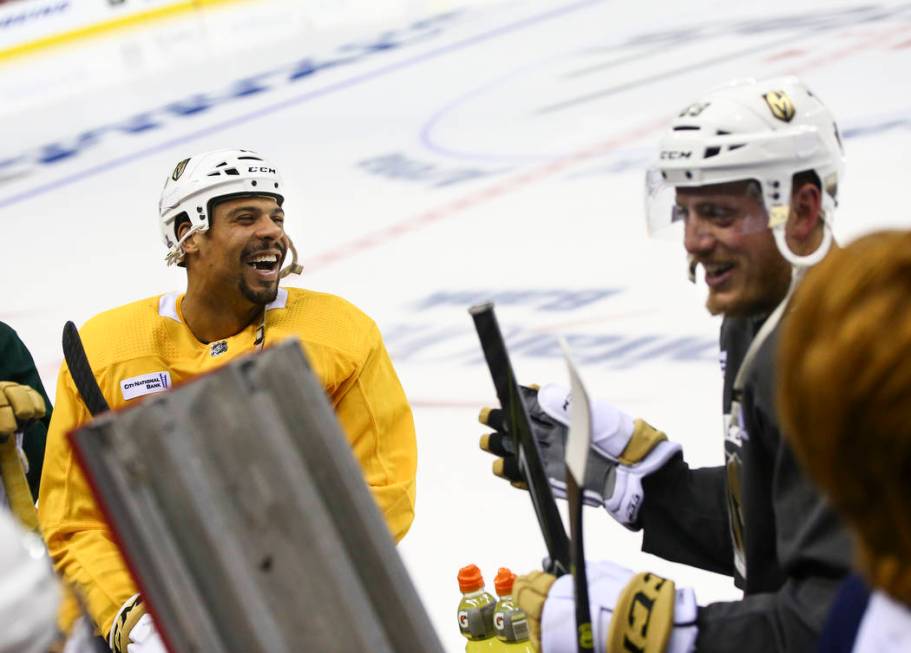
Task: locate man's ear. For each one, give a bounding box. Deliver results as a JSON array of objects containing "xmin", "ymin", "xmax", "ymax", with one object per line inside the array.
[
  {"xmin": 786, "ymin": 183, "xmax": 823, "ymax": 243},
  {"xmin": 177, "ymin": 221, "xmax": 200, "ymax": 256}
]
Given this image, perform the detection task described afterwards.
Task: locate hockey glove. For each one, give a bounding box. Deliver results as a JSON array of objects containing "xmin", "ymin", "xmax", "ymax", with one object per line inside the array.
[
  {"xmin": 109, "ymin": 596, "xmax": 166, "ymax": 653},
  {"xmin": 479, "ymin": 383, "xmax": 681, "ymax": 527},
  {"xmin": 0, "ymin": 381, "xmax": 45, "ymax": 435},
  {"xmin": 514, "ymin": 561, "xmax": 698, "ymax": 653},
  {"xmin": 0, "ymin": 381, "xmax": 45, "ymax": 529}
]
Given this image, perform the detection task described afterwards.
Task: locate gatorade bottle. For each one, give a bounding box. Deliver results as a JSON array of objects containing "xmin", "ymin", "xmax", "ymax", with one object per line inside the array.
[
  {"xmin": 457, "ymin": 564, "xmax": 499, "ymax": 652},
  {"xmin": 493, "ymin": 568, "xmax": 534, "ymax": 651}
]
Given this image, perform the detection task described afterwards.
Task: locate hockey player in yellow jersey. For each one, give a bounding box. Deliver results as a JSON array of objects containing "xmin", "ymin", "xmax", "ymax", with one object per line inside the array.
[{"xmin": 38, "ymin": 149, "xmax": 418, "ymax": 653}]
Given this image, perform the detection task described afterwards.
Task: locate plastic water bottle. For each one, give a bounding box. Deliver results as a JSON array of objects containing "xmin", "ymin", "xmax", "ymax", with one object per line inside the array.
[
  {"xmin": 493, "ymin": 568, "xmax": 534, "ymax": 651},
  {"xmin": 457, "ymin": 564, "xmax": 498, "ymax": 651}
]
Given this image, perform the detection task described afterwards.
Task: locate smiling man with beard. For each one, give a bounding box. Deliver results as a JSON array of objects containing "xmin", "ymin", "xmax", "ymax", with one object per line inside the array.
[
  {"xmin": 482, "ymin": 78, "xmax": 854, "ymax": 652},
  {"xmin": 37, "ymin": 149, "xmax": 417, "ymax": 653}
]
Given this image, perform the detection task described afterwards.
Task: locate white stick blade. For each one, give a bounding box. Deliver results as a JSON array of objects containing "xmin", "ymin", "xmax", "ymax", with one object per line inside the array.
[{"xmin": 558, "ymin": 336, "xmax": 592, "ymax": 484}]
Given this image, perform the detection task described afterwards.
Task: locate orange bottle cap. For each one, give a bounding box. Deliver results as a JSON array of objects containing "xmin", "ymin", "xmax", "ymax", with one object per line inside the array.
[
  {"xmin": 494, "ymin": 567, "xmax": 516, "ymax": 596},
  {"xmin": 458, "ymin": 564, "xmax": 485, "ymax": 593}
]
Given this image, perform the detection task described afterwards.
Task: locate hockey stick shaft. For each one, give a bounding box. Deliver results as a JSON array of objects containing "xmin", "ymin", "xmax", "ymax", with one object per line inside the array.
[
  {"xmin": 559, "ymin": 337, "xmax": 594, "ymax": 652},
  {"xmin": 62, "ymin": 321, "xmax": 109, "ymax": 416},
  {"xmin": 61, "ymin": 322, "xmax": 118, "ymax": 651},
  {"xmin": 469, "ymin": 303, "xmax": 570, "ymax": 575}
]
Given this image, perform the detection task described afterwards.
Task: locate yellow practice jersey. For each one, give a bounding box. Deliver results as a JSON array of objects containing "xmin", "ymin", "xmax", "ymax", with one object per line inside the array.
[{"xmin": 38, "ymin": 287, "xmax": 417, "ymax": 636}]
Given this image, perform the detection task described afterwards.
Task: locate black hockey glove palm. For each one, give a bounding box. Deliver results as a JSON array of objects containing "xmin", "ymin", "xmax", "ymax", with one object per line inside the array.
[{"xmin": 478, "ymin": 384, "xmax": 614, "ymax": 505}]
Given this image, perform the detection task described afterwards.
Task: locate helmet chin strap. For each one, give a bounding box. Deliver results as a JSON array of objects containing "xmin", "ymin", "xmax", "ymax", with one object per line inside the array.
[
  {"xmin": 165, "ymin": 224, "xmax": 207, "ymax": 266},
  {"xmin": 279, "ymin": 235, "xmax": 303, "ymax": 278},
  {"xmin": 773, "ymin": 222, "xmax": 833, "ymax": 268},
  {"xmin": 769, "ymin": 193, "xmax": 836, "ymax": 269},
  {"xmin": 687, "ymin": 254, "xmax": 698, "ymax": 284}
]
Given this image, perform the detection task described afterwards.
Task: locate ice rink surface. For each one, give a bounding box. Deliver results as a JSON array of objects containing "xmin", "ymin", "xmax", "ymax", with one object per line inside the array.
[{"xmin": 2, "ymin": 0, "xmax": 911, "ymax": 649}]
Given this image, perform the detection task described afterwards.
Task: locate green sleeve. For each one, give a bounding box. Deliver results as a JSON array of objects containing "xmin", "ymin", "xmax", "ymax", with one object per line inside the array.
[{"xmin": 0, "ymin": 321, "xmax": 52, "ymax": 497}]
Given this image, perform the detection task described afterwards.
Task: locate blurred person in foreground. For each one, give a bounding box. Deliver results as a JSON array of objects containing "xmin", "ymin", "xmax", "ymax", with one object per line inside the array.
[
  {"xmin": 481, "ymin": 76, "xmax": 854, "ymax": 652},
  {"xmin": 778, "ymin": 229, "xmax": 911, "ymax": 652},
  {"xmin": 38, "ymin": 149, "xmax": 418, "ymax": 653}
]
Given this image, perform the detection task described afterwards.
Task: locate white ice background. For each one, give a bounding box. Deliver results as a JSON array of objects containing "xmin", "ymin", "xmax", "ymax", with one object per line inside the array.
[{"xmin": 2, "ymin": 1, "xmax": 911, "ymax": 650}]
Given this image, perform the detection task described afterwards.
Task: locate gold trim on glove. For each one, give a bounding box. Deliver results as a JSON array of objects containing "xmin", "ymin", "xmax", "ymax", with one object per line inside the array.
[
  {"xmin": 617, "ymin": 419, "xmax": 668, "ymax": 466},
  {"xmin": 109, "ymin": 594, "xmax": 146, "ymax": 653},
  {"xmin": 607, "ymin": 571, "xmax": 676, "ymax": 653}
]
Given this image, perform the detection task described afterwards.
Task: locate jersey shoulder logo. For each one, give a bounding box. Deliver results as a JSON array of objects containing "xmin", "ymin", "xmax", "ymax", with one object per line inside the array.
[
  {"xmin": 120, "ymin": 372, "xmax": 171, "ymax": 401},
  {"xmin": 171, "ymin": 158, "xmax": 190, "ymax": 181},
  {"xmin": 210, "ymin": 340, "xmax": 228, "ymax": 357},
  {"xmin": 763, "ymin": 91, "xmax": 795, "ymax": 122}
]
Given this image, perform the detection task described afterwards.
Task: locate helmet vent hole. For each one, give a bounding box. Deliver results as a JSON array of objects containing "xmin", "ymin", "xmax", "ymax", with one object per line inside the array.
[
  {"xmin": 251, "ymin": 180, "xmax": 258, "ymax": 187},
  {"xmin": 274, "ymin": 183, "xmax": 279, "ymax": 188},
  {"xmin": 728, "ymin": 144, "xmax": 746, "ymax": 151},
  {"xmin": 238, "ymin": 156, "xmax": 262, "ymax": 161},
  {"xmin": 673, "ymin": 125, "xmax": 700, "ymax": 131},
  {"xmin": 215, "ymin": 162, "xmax": 228, "ymax": 168},
  {"xmin": 207, "ymin": 172, "xmax": 221, "ymax": 177},
  {"xmin": 224, "ymin": 168, "xmax": 240, "ymax": 176},
  {"xmin": 704, "ymin": 146, "xmax": 721, "ymax": 159}
]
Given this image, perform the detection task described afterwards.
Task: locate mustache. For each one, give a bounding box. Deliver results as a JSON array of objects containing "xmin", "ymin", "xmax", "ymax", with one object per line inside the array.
[{"xmin": 241, "ymin": 239, "xmax": 287, "ymax": 260}]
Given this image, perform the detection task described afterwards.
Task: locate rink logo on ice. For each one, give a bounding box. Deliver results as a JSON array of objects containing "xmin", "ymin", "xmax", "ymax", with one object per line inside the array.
[
  {"xmin": 120, "ymin": 372, "xmax": 171, "ymax": 401},
  {"xmin": 0, "ymin": 1, "xmax": 69, "ymax": 33},
  {"xmin": 384, "ymin": 288, "xmax": 718, "ymax": 369},
  {"xmin": 359, "ymin": 152, "xmax": 504, "ymax": 188},
  {"xmin": 0, "ymin": 11, "xmax": 462, "ymax": 179}
]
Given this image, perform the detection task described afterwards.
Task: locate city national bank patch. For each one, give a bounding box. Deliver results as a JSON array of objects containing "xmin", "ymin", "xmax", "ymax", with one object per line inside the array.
[{"xmin": 120, "ymin": 372, "xmax": 172, "ymax": 401}]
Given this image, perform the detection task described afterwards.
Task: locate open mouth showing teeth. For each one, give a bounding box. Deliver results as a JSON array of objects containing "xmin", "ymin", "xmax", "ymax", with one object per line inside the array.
[
  {"xmin": 705, "ymin": 262, "xmax": 734, "ymax": 279},
  {"xmin": 246, "ymin": 254, "xmax": 279, "ymax": 272}
]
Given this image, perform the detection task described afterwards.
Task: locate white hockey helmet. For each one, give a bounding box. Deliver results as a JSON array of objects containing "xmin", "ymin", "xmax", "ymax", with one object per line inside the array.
[
  {"xmin": 0, "ymin": 510, "xmax": 61, "ymax": 653},
  {"xmin": 159, "ymin": 148, "xmax": 285, "ymax": 266},
  {"xmin": 645, "ymin": 76, "xmax": 845, "ymax": 267}
]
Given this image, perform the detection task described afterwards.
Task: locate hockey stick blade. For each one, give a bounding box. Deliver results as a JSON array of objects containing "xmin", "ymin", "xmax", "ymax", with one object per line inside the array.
[
  {"xmin": 62, "ymin": 321, "xmax": 110, "ymax": 417},
  {"xmin": 559, "ymin": 337, "xmax": 594, "ymax": 652},
  {"xmin": 469, "ymin": 303, "xmax": 569, "ymax": 576}
]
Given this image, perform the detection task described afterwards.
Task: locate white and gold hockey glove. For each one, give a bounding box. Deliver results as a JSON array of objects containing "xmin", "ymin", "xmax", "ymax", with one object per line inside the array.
[
  {"xmin": 480, "ymin": 383, "xmax": 681, "ymax": 528},
  {"xmin": 109, "ymin": 595, "xmax": 167, "ymax": 653},
  {"xmin": 515, "ymin": 561, "xmax": 698, "ymax": 653}
]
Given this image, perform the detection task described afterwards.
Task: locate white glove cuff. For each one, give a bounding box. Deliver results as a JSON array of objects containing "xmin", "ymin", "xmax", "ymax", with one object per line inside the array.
[
  {"xmin": 541, "ymin": 561, "xmax": 634, "ymax": 653},
  {"xmin": 541, "ymin": 561, "xmax": 698, "ymax": 653},
  {"xmin": 603, "ymin": 439, "xmax": 682, "ymax": 526}
]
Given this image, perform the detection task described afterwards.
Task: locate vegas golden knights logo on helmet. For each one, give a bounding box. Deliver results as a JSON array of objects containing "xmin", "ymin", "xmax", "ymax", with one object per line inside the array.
[
  {"xmin": 171, "ymin": 158, "xmax": 190, "ymax": 181},
  {"xmin": 763, "ymin": 91, "xmax": 796, "ymax": 123}
]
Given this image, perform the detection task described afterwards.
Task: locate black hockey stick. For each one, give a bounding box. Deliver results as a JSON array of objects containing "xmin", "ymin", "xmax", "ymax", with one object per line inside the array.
[
  {"xmin": 61, "ymin": 320, "xmax": 114, "ymax": 652},
  {"xmin": 559, "ymin": 338, "xmax": 594, "ymax": 652},
  {"xmin": 469, "ymin": 303, "xmax": 570, "ymax": 576},
  {"xmin": 62, "ymin": 321, "xmax": 109, "ymax": 416}
]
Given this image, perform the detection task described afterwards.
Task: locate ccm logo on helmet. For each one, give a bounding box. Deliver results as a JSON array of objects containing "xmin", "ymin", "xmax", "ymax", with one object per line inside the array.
[
  {"xmin": 249, "ymin": 166, "xmax": 276, "ymax": 174},
  {"xmin": 660, "ymin": 150, "xmax": 693, "ymax": 159}
]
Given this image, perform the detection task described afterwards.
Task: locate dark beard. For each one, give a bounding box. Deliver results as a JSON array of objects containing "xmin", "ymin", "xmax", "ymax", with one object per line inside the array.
[
  {"xmin": 239, "ymin": 277, "xmax": 279, "ymax": 305},
  {"xmin": 238, "ymin": 239, "xmax": 285, "ymax": 305}
]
